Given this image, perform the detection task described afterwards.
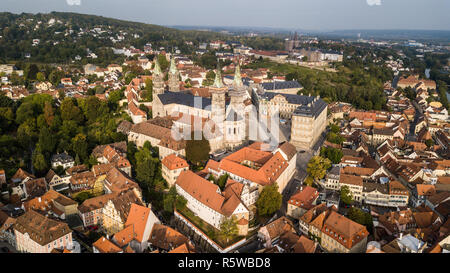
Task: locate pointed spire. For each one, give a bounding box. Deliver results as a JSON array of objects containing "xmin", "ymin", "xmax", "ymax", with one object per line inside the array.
[
  {"xmin": 233, "ymin": 62, "xmax": 243, "ymax": 88},
  {"xmin": 153, "ymin": 57, "xmax": 161, "ymax": 76},
  {"xmin": 213, "ymin": 62, "xmax": 224, "ymax": 89},
  {"xmin": 169, "ymin": 56, "xmax": 178, "ymax": 75}
]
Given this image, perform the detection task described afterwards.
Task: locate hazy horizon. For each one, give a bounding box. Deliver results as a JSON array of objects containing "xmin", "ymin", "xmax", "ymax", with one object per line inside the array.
[{"xmin": 1, "ymin": 0, "xmax": 450, "ymax": 31}]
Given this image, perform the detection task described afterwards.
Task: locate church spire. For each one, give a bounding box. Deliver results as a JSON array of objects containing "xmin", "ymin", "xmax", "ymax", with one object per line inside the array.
[
  {"xmin": 213, "ymin": 62, "xmax": 224, "ymax": 89},
  {"xmin": 153, "ymin": 57, "xmax": 162, "ymax": 76},
  {"xmin": 169, "ymin": 56, "xmax": 178, "ymax": 75},
  {"xmin": 233, "ymin": 62, "xmax": 243, "ymax": 88}
]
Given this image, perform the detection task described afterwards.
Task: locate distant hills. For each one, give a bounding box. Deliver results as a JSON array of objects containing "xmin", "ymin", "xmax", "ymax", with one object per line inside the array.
[
  {"xmin": 170, "ymin": 25, "xmax": 450, "ymax": 42},
  {"xmin": 0, "ymin": 12, "xmax": 227, "ymax": 64}
]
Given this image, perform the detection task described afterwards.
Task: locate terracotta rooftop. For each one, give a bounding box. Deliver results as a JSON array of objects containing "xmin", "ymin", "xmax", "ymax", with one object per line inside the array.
[
  {"xmin": 93, "ymin": 236, "xmax": 122, "ymax": 253},
  {"xmin": 162, "ymin": 154, "xmax": 189, "ymax": 170},
  {"xmin": 14, "ymin": 210, "xmax": 71, "ymax": 246}
]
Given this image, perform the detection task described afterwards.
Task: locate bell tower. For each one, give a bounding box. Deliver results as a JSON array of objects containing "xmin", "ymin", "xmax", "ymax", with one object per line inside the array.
[{"xmin": 168, "ymin": 56, "xmax": 180, "ymax": 92}]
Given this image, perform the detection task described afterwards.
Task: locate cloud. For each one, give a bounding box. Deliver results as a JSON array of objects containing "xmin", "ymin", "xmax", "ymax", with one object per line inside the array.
[
  {"xmin": 366, "ymin": 0, "xmax": 381, "ymax": 6},
  {"xmin": 66, "ymin": 0, "xmax": 81, "ymax": 5}
]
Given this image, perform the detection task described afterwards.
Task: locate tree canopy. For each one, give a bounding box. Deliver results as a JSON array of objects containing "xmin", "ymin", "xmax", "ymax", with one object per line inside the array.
[
  {"xmin": 256, "ymin": 183, "xmax": 282, "ymax": 217},
  {"xmin": 306, "ymin": 156, "xmax": 331, "ymax": 184},
  {"xmin": 185, "ymin": 131, "xmax": 211, "ymax": 167}
]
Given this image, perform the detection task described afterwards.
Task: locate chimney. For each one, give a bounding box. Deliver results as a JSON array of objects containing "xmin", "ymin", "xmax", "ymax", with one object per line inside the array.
[
  {"xmin": 38, "ymin": 197, "xmax": 41, "ymax": 202},
  {"xmin": 399, "ymin": 233, "xmax": 403, "ymax": 240}
]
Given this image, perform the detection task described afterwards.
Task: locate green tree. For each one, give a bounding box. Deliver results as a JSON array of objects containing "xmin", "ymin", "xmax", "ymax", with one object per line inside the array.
[
  {"xmin": 327, "ymin": 132, "xmax": 344, "ymax": 145},
  {"xmin": 163, "ymin": 186, "xmax": 187, "ymax": 213},
  {"xmin": 43, "ymin": 101, "xmax": 55, "ymax": 127},
  {"xmin": 216, "ymin": 174, "xmax": 229, "ymax": 191},
  {"xmin": 158, "ymin": 54, "xmax": 170, "ymax": 72},
  {"xmin": 340, "ymin": 185, "xmax": 353, "ymax": 205},
  {"xmin": 108, "ymin": 89, "xmax": 123, "ymax": 105},
  {"xmin": 185, "ymin": 131, "xmax": 211, "ymax": 167},
  {"xmin": 32, "ymin": 149, "xmax": 48, "ymax": 175},
  {"xmin": 320, "ymin": 147, "xmax": 343, "ymax": 164},
  {"xmin": 143, "ymin": 79, "xmax": 153, "ymax": 102},
  {"xmin": 38, "ymin": 127, "xmax": 56, "ymax": 154},
  {"xmin": 74, "ymin": 191, "xmax": 94, "ymax": 204},
  {"xmin": 36, "ymin": 72, "xmax": 46, "ymax": 82},
  {"xmin": 256, "ymin": 184, "xmax": 282, "ymax": 217},
  {"xmin": 425, "ymin": 139, "xmax": 434, "ymax": 148},
  {"xmin": 135, "ymin": 143, "xmax": 160, "ymax": 186},
  {"xmin": 203, "ymin": 70, "xmax": 216, "ymax": 86},
  {"xmin": 72, "ymin": 133, "xmax": 88, "ymax": 162},
  {"xmin": 24, "ymin": 63, "xmax": 39, "ymax": 81},
  {"xmin": 60, "ymin": 97, "xmax": 83, "ymax": 124},
  {"xmin": 219, "ymin": 216, "xmax": 239, "ymax": 243},
  {"xmin": 347, "ymin": 207, "xmax": 373, "ymax": 233},
  {"xmin": 306, "ymin": 156, "xmax": 331, "ymax": 184}
]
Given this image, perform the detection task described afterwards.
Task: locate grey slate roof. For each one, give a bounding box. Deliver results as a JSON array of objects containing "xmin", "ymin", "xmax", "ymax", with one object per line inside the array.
[
  {"xmin": 261, "ymin": 81, "xmax": 303, "ymax": 91},
  {"xmin": 51, "ymin": 153, "xmax": 74, "ymax": 164},
  {"xmin": 224, "ymin": 75, "xmax": 253, "ymax": 86},
  {"xmin": 260, "ymin": 92, "xmax": 328, "ymax": 118},
  {"xmin": 158, "ymin": 91, "xmax": 212, "ymax": 109}
]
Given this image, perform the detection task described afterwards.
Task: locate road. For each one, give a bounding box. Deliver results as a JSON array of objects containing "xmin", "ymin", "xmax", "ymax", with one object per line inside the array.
[
  {"xmin": 72, "ymin": 230, "xmax": 92, "ymax": 253},
  {"xmin": 234, "ymin": 235, "xmax": 264, "ymax": 253},
  {"xmin": 279, "ymin": 131, "xmax": 326, "ymax": 216}
]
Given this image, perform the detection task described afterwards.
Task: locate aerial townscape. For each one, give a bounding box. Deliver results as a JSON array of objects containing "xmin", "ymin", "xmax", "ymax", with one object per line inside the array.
[{"xmin": 0, "ymin": 5, "xmax": 449, "ymax": 257}]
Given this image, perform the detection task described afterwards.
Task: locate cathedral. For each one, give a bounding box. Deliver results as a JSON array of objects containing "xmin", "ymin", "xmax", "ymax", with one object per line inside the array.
[{"xmin": 151, "ymin": 56, "xmax": 328, "ymax": 152}]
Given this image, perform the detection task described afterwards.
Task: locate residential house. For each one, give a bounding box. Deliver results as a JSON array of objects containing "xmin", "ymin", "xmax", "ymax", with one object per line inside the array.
[
  {"xmin": 175, "ymin": 170, "xmax": 249, "ymax": 232},
  {"xmin": 101, "ymin": 188, "xmax": 144, "ymax": 235},
  {"xmin": 93, "ymin": 236, "xmax": 123, "ymax": 253},
  {"xmin": 78, "ymin": 193, "xmax": 116, "ymax": 228},
  {"xmin": 258, "ymin": 216, "xmax": 295, "ymax": 248},
  {"xmin": 320, "ymin": 211, "xmax": 369, "ymax": 253},
  {"xmin": 286, "ymin": 186, "xmax": 319, "ymax": 219},
  {"xmin": 51, "ymin": 153, "xmax": 75, "ymax": 169},
  {"xmin": 112, "ymin": 203, "xmax": 160, "ymax": 253},
  {"xmin": 148, "ymin": 223, "xmax": 194, "ymax": 253},
  {"xmin": 161, "ymin": 154, "xmax": 189, "ymax": 187},
  {"xmin": 14, "ymin": 210, "xmax": 73, "ymax": 253}
]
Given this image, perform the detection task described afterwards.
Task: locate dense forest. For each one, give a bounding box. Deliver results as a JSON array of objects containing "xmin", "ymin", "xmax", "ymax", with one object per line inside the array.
[
  {"xmin": 0, "ymin": 92, "xmax": 128, "ymax": 179},
  {"xmin": 245, "ymin": 58, "xmax": 393, "ymax": 111},
  {"xmin": 0, "ymin": 12, "xmax": 228, "ymax": 65}
]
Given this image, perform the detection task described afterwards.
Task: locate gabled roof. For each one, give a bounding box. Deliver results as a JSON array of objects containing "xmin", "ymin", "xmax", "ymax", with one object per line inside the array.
[
  {"xmin": 162, "ymin": 154, "xmax": 189, "ymax": 171},
  {"xmin": 218, "ymin": 144, "xmax": 289, "ymax": 186},
  {"xmin": 322, "ymin": 211, "xmax": 368, "ymax": 250},
  {"xmin": 339, "ymin": 174, "xmax": 363, "ymax": 187},
  {"xmin": 260, "ymin": 216, "xmax": 294, "ymax": 240},
  {"xmin": 123, "ymin": 203, "xmax": 159, "ymax": 243},
  {"xmin": 11, "ymin": 168, "xmax": 35, "ymax": 182},
  {"xmin": 24, "ymin": 178, "xmax": 48, "ymax": 199},
  {"xmin": 14, "ymin": 210, "xmax": 71, "ymax": 246},
  {"xmin": 109, "ymin": 189, "xmax": 144, "ymax": 223},
  {"xmin": 292, "ymin": 235, "xmax": 316, "ymax": 253},
  {"xmin": 416, "ymin": 184, "xmax": 436, "ymax": 197},
  {"xmin": 288, "ymin": 186, "xmax": 319, "ymax": 210},
  {"xmin": 175, "ymin": 170, "xmax": 225, "ymax": 214},
  {"xmin": 149, "ymin": 223, "xmax": 191, "ymax": 251},
  {"xmin": 78, "ymin": 193, "xmax": 116, "ymax": 213},
  {"xmin": 93, "ymin": 237, "xmax": 122, "ymax": 253}
]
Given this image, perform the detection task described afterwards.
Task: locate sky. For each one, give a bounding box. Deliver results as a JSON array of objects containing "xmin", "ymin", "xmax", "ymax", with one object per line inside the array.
[{"xmin": 1, "ymin": 0, "xmax": 450, "ymax": 31}]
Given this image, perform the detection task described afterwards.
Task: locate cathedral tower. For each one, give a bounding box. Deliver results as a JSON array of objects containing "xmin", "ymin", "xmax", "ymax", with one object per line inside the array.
[
  {"xmin": 168, "ymin": 56, "xmax": 180, "ymax": 92},
  {"xmin": 152, "ymin": 57, "xmax": 165, "ymax": 118}
]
